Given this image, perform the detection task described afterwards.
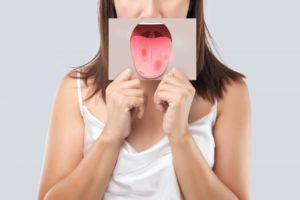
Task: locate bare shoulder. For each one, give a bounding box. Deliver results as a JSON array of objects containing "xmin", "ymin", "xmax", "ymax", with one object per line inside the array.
[
  {"xmin": 214, "ymin": 77, "xmax": 252, "ymax": 138},
  {"xmin": 217, "ymin": 78, "xmax": 251, "ymax": 118},
  {"xmin": 60, "ymin": 70, "xmax": 79, "ymax": 94},
  {"xmin": 57, "ymin": 69, "xmax": 85, "ymax": 113},
  {"xmin": 38, "ymin": 70, "xmax": 84, "ymax": 200}
]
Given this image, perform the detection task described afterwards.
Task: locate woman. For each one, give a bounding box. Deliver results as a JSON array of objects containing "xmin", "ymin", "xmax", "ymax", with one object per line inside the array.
[{"xmin": 38, "ymin": 0, "xmax": 251, "ymax": 199}]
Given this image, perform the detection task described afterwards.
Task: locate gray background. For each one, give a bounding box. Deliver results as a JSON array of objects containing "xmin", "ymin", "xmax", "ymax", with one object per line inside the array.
[
  {"xmin": 109, "ymin": 18, "xmax": 196, "ymax": 80},
  {"xmin": 0, "ymin": 0, "xmax": 299, "ymax": 199}
]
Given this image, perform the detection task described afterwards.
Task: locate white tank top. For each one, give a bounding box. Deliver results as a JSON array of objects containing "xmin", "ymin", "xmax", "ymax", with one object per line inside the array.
[{"xmin": 76, "ymin": 71, "xmax": 217, "ymax": 200}]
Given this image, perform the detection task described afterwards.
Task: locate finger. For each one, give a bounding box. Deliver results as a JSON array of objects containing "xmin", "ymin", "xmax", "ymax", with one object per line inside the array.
[
  {"xmin": 155, "ymin": 102, "xmax": 165, "ymax": 112},
  {"xmin": 158, "ymin": 81, "xmax": 179, "ymax": 93},
  {"xmin": 171, "ymin": 67, "xmax": 190, "ymax": 83},
  {"xmin": 120, "ymin": 79, "xmax": 142, "ymax": 89},
  {"xmin": 114, "ymin": 68, "xmax": 133, "ymax": 83},
  {"xmin": 137, "ymin": 90, "xmax": 147, "ymax": 118},
  {"xmin": 157, "ymin": 90, "xmax": 173, "ymax": 106},
  {"xmin": 137, "ymin": 103, "xmax": 145, "ymax": 119},
  {"xmin": 161, "ymin": 74, "xmax": 185, "ymax": 88},
  {"xmin": 124, "ymin": 96, "xmax": 144, "ymax": 112},
  {"xmin": 153, "ymin": 90, "xmax": 173, "ymax": 109},
  {"xmin": 122, "ymin": 88, "xmax": 144, "ymax": 97},
  {"xmin": 132, "ymin": 107, "xmax": 139, "ymax": 119},
  {"xmin": 153, "ymin": 90, "xmax": 163, "ymax": 111}
]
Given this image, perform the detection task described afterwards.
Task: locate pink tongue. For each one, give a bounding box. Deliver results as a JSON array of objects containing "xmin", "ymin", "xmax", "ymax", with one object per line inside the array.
[{"xmin": 130, "ymin": 35, "xmax": 172, "ymax": 78}]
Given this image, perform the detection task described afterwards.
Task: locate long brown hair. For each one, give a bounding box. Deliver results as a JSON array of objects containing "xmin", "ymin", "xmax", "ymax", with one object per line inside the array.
[{"xmin": 68, "ymin": 0, "xmax": 246, "ymax": 104}]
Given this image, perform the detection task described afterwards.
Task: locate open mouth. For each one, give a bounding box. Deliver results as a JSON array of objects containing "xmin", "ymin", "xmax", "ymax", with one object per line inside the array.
[
  {"xmin": 130, "ymin": 22, "xmax": 172, "ymax": 79},
  {"xmin": 131, "ymin": 22, "xmax": 172, "ymax": 40}
]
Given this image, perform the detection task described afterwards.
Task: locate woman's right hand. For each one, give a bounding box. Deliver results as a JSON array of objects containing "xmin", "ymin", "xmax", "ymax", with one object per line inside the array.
[{"xmin": 103, "ymin": 68, "xmax": 146, "ymax": 142}]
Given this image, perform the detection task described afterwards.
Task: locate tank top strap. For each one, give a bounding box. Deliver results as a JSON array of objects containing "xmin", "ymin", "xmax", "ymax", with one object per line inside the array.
[
  {"xmin": 76, "ymin": 69, "xmax": 84, "ymax": 116},
  {"xmin": 212, "ymin": 97, "xmax": 218, "ymax": 126},
  {"xmin": 214, "ymin": 97, "xmax": 218, "ymax": 109}
]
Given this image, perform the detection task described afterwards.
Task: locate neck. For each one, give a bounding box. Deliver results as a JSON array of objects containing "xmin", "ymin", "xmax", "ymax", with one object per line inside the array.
[
  {"xmin": 130, "ymin": 72, "xmax": 159, "ymax": 92},
  {"xmin": 141, "ymin": 79, "xmax": 160, "ymax": 93}
]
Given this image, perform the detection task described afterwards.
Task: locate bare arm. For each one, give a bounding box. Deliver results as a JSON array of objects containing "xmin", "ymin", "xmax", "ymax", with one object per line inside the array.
[
  {"xmin": 169, "ymin": 79, "xmax": 251, "ymax": 200},
  {"xmin": 38, "ymin": 72, "xmax": 123, "ymax": 200},
  {"xmin": 41, "ymin": 129, "xmax": 122, "ymax": 200}
]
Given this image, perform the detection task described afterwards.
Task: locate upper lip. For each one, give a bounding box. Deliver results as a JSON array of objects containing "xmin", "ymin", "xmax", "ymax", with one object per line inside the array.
[
  {"xmin": 131, "ymin": 22, "xmax": 172, "ymax": 40},
  {"xmin": 137, "ymin": 22, "xmax": 163, "ymax": 25}
]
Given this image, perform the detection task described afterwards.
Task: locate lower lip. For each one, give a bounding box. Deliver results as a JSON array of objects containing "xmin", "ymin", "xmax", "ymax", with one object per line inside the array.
[{"xmin": 130, "ymin": 23, "xmax": 172, "ymax": 79}]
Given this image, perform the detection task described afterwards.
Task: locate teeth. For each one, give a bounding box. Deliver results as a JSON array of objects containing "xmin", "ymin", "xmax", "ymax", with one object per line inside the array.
[{"xmin": 138, "ymin": 22, "xmax": 163, "ymax": 25}]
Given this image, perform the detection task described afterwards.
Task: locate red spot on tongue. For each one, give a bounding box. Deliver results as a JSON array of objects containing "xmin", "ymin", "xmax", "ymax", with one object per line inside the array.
[
  {"xmin": 141, "ymin": 48, "xmax": 147, "ymax": 57},
  {"xmin": 154, "ymin": 60, "xmax": 162, "ymax": 71}
]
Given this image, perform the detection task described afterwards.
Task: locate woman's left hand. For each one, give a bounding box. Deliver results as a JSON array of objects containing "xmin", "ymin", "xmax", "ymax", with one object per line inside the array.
[{"xmin": 154, "ymin": 67, "xmax": 196, "ymax": 140}]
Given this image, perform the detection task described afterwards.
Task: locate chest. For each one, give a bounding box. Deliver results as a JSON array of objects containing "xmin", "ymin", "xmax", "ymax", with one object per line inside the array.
[{"xmin": 104, "ymin": 145, "xmax": 183, "ymax": 199}]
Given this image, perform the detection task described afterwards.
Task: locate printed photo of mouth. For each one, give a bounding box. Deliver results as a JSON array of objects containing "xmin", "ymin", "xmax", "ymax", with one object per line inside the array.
[{"xmin": 130, "ymin": 22, "xmax": 172, "ymax": 79}]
